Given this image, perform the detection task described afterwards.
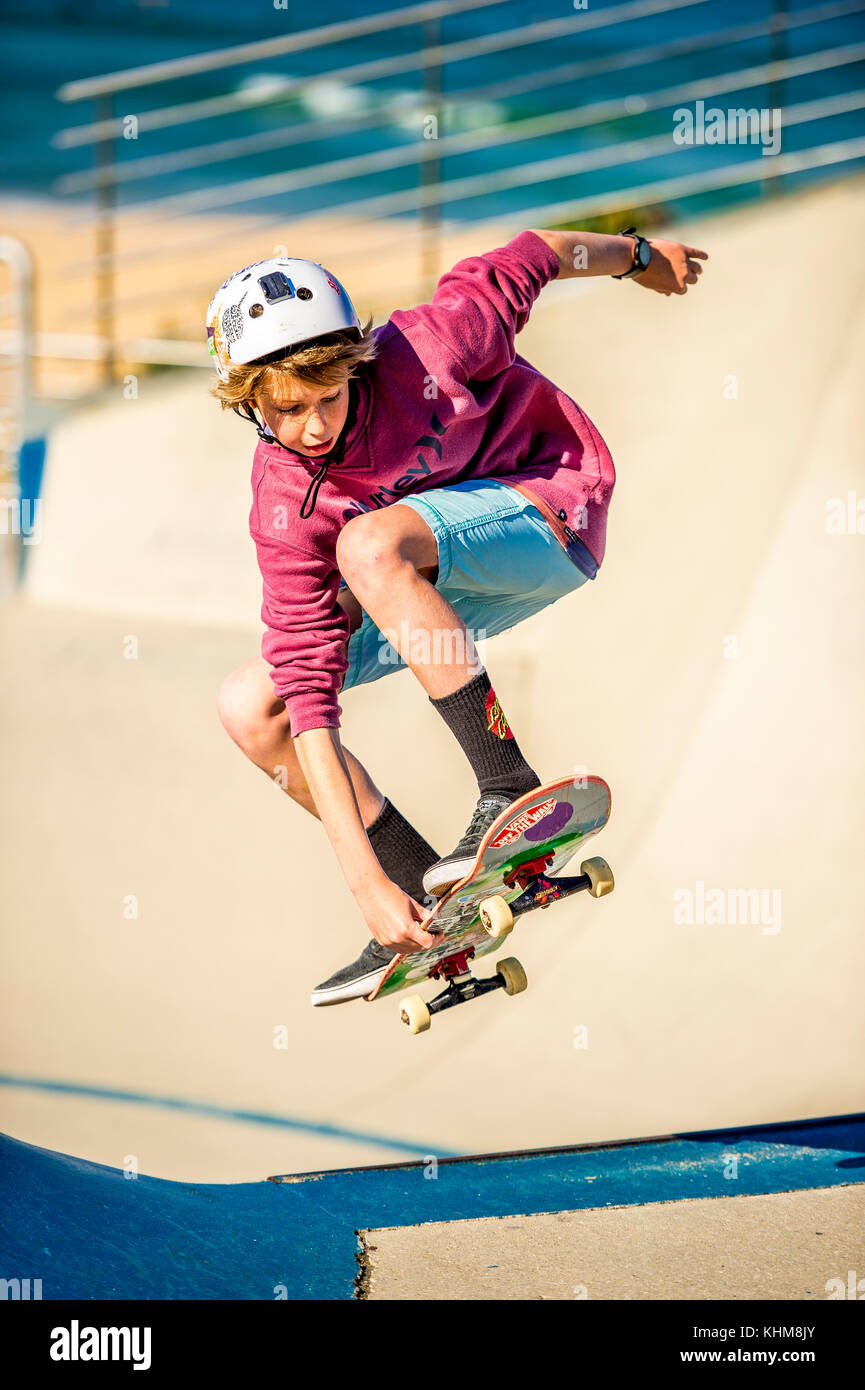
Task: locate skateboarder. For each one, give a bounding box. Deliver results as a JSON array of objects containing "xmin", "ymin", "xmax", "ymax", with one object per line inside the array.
[{"xmin": 208, "ymin": 228, "xmax": 706, "ymax": 1004}]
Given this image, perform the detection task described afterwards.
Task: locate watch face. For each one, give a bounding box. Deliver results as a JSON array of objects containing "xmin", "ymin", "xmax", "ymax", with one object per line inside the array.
[{"xmin": 638, "ymin": 239, "xmax": 652, "ymax": 269}]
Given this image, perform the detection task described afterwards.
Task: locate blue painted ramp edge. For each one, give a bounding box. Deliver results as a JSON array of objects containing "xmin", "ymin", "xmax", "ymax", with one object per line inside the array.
[{"xmin": 1, "ymin": 1113, "xmax": 863, "ymax": 1300}]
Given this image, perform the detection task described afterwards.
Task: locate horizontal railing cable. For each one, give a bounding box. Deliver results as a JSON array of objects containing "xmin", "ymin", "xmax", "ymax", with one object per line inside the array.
[
  {"xmin": 68, "ymin": 97, "xmax": 865, "ymax": 318},
  {"xmin": 69, "ymin": 41, "xmax": 865, "ymax": 229},
  {"xmin": 54, "ymin": 0, "xmax": 711, "ymax": 146}
]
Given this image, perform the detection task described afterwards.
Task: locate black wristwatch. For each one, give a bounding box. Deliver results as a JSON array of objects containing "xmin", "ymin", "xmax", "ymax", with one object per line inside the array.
[{"xmin": 614, "ymin": 226, "xmax": 652, "ymax": 279}]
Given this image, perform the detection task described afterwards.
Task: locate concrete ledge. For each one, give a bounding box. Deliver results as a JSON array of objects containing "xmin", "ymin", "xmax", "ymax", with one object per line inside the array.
[{"xmin": 361, "ymin": 1185, "xmax": 865, "ymax": 1300}]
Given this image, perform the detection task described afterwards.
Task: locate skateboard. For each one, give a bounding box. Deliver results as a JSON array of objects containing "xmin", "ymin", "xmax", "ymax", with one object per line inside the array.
[{"xmin": 368, "ymin": 774, "xmax": 613, "ymax": 1032}]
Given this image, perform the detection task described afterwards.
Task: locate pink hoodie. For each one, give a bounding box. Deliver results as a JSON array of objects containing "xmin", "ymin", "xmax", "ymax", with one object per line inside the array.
[{"xmin": 249, "ymin": 230, "xmax": 615, "ymax": 735}]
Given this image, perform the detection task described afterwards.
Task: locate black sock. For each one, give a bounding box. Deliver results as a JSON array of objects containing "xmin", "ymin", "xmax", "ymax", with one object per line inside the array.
[
  {"xmin": 365, "ymin": 797, "xmax": 439, "ymax": 903},
  {"xmin": 429, "ymin": 669, "xmax": 540, "ymax": 799}
]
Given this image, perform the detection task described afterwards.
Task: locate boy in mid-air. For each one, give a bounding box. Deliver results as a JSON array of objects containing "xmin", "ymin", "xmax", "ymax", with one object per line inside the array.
[{"xmin": 209, "ymin": 227, "xmax": 706, "ymax": 1004}]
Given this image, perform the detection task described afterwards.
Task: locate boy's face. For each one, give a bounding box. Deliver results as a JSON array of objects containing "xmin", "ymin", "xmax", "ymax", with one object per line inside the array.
[{"xmin": 255, "ymin": 376, "xmax": 351, "ymax": 457}]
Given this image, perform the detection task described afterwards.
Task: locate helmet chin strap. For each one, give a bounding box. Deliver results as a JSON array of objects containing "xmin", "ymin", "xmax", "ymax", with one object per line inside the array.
[{"xmin": 233, "ymin": 400, "xmax": 270, "ymax": 440}]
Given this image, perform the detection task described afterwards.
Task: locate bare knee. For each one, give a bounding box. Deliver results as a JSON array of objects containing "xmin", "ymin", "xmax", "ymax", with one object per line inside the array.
[
  {"xmin": 217, "ymin": 658, "xmax": 290, "ymax": 760},
  {"xmin": 335, "ymin": 512, "xmax": 394, "ymax": 590},
  {"xmin": 336, "ymin": 508, "xmax": 437, "ymax": 594}
]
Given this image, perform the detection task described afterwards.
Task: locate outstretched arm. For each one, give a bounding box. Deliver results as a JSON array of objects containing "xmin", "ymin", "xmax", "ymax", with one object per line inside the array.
[{"xmin": 529, "ymin": 228, "xmax": 708, "ymax": 296}]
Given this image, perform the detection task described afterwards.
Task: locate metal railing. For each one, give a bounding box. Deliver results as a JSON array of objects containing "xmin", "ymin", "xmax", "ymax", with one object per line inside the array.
[
  {"xmin": 13, "ymin": 0, "xmax": 865, "ymax": 388},
  {"xmin": 0, "ymin": 237, "xmax": 33, "ymax": 592}
]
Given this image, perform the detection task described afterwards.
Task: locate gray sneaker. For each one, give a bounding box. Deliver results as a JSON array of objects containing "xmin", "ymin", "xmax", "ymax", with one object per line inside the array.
[
  {"xmin": 310, "ymin": 938, "xmax": 396, "ymax": 1007},
  {"xmin": 422, "ymin": 792, "xmax": 520, "ymax": 898}
]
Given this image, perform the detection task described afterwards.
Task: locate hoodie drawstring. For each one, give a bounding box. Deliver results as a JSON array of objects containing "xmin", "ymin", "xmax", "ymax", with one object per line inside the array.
[{"xmin": 300, "ymin": 458, "xmax": 334, "ymax": 520}]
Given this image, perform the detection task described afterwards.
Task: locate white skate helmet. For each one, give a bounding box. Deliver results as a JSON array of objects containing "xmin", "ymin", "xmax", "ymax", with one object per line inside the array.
[{"xmin": 206, "ymin": 257, "xmax": 361, "ymax": 381}]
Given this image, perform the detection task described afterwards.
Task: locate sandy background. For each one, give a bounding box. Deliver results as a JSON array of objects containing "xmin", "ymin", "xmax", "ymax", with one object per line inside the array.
[{"xmin": 1, "ymin": 177, "xmax": 863, "ymax": 1181}]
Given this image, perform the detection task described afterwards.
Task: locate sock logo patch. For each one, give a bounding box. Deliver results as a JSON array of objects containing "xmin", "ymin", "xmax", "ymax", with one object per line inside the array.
[{"xmin": 485, "ymin": 689, "xmax": 514, "ymax": 740}]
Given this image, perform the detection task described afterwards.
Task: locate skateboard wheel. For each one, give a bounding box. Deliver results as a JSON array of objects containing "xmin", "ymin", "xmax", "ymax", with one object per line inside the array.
[
  {"xmin": 581, "ymin": 856, "xmax": 615, "ymax": 898},
  {"xmin": 496, "ymin": 957, "xmax": 528, "ymax": 996},
  {"xmin": 479, "ymin": 895, "xmax": 514, "ymax": 939},
  {"xmin": 400, "ymin": 995, "xmax": 431, "ymax": 1034}
]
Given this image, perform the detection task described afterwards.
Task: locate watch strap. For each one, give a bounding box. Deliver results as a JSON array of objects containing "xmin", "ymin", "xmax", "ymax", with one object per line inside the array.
[{"xmin": 614, "ymin": 226, "xmax": 650, "ymax": 279}]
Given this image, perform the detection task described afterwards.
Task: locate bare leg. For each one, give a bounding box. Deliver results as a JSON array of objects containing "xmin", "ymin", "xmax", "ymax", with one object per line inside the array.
[
  {"xmin": 217, "ymin": 585, "xmax": 386, "ymax": 822},
  {"xmin": 335, "ymin": 505, "xmax": 478, "ymax": 700}
]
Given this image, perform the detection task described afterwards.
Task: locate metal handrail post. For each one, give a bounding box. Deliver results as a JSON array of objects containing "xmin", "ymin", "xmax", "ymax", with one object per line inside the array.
[
  {"xmin": 768, "ymin": 0, "xmax": 789, "ymax": 197},
  {"xmin": 95, "ymin": 95, "xmax": 116, "ymax": 385},
  {"xmin": 420, "ymin": 14, "xmax": 443, "ymax": 300},
  {"xmin": 0, "ymin": 236, "xmax": 33, "ymax": 596}
]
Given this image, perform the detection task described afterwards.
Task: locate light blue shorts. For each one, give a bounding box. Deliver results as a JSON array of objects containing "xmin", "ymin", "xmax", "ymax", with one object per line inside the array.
[{"xmin": 341, "ymin": 480, "xmax": 588, "ymax": 692}]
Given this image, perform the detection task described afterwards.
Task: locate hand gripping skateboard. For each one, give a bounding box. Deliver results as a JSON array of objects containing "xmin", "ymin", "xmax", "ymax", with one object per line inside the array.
[{"xmin": 367, "ymin": 774, "xmax": 613, "ymax": 1032}]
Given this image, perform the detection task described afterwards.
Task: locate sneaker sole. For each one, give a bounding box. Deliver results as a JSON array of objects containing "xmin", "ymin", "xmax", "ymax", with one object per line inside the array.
[
  {"xmin": 309, "ymin": 964, "xmax": 389, "ymax": 1007},
  {"xmin": 422, "ymin": 853, "xmax": 477, "ymax": 899}
]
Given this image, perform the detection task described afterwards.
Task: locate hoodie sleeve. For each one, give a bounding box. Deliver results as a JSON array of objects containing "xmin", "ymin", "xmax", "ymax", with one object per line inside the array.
[
  {"xmin": 251, "ymin": 528, "xmax": 350, "ymax": 736},
  {"xmin": 406, "ymin": 230, "xmax": 560, "ymax": 382}
]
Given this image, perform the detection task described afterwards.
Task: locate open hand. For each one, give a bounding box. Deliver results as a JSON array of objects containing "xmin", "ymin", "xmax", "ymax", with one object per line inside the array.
[{"xmin": 635, "ymin": 239, "xmax": 708, "ymax": 296}]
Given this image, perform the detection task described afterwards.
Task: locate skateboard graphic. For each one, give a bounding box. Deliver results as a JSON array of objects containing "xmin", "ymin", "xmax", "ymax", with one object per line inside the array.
[{"xmin": 368, "ymin": 775, "xmax": 613, "ymax": 1032}]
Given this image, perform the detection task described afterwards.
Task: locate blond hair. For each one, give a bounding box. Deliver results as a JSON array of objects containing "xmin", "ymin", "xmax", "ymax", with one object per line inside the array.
[{"xmin": 211, "ymin": 318, "xmax": 378, "ymax": 415}]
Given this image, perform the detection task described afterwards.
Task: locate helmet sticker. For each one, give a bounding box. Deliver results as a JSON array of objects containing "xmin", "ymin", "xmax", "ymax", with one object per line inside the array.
[
  {"xmin": 208, "ymin": 312, "xmax": 227, "ymax": 368},
  {"xmin": 221, "ymin": 303, "xmax": 243, "ymax": 343}
]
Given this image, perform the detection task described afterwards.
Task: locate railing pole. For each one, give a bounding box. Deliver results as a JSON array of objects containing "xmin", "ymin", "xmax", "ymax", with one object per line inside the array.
[
  {"xmin": 419, "ymin": 14, "xmax": 442, "ymax": 301},
  {"xmin": 767, "ymin": 0, "xmax": 789, "ymax": 197},
  {"xmin": 0, "ymin": 236, "xmax": 33, "ymax": 597},
  {"xmin": 95, "ymin": 95, "xmax": 116, "ymax": 385}
]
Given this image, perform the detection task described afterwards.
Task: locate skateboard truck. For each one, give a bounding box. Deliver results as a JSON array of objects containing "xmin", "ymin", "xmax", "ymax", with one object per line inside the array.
[
  {"xmin": 503, "ymin": 852, "xmax": 555, "ymax": 891},
  {"xmin": 426, "ymin": 947, "xmax": 503, "ymax": 1014},
  {"xmin": 429, "ymin": 947, "xmax": 476, "ymax": 983},
  {"xmin": 479, "ymin": 857, "xmax": 615, "ymax": 939},
  {"xmin": 507, "ymin": 863, "xmax": 602, "ymax": 917},
  {"xmin": 400, "ymin": 945, "xmax": 526, "ymax": 1033}
]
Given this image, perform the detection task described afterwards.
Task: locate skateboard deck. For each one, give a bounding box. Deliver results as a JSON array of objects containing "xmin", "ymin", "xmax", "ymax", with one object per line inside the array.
[{"xmin": 369, "ymin": 775, "xmax": 612, "ymax": 1015}]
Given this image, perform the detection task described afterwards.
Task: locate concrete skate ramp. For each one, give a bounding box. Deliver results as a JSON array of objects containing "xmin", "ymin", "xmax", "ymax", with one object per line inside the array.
[
  {"xmin": 1, "ymin": 1114, "xmax": 862, "ymax": 1300},
  {"xmin": 2, "ymin": 179, "xmax": 865, "ymax": 1181}
]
